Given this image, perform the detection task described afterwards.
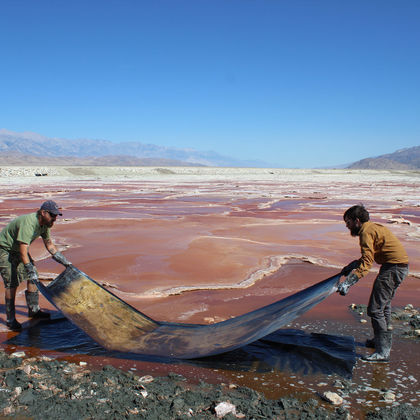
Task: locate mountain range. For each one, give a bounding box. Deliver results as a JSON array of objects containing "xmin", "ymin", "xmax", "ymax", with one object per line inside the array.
[
  {"xmin": 347, "ymin": 146, "xmax": 420, "ymax": 170},
  {"xmin": 0, "ymin": 129, "xmax": 267, "ymax": 168},
  {"xmin": 0, "ymin": 129, "xmax": 419, "ymax": 169}
]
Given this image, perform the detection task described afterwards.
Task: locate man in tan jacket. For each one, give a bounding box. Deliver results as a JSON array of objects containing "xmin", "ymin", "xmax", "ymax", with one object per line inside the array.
[{"xmin": 338, "ymin": 204, "xmax": 409, "ymax": 362}]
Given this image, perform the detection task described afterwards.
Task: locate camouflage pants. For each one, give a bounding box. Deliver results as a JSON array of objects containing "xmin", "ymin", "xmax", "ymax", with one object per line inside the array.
[{"xmin": 0, "ymin": 248, "xmax": 35, "ymax": 289}]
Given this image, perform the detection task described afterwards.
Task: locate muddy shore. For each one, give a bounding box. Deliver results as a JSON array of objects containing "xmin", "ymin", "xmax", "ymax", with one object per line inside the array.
[{"xmin": 1, "ymin": 349, "xmax": 419, "ymax": 419}]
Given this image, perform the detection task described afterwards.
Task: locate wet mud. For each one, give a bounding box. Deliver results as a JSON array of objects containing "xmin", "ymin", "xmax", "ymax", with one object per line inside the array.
[
  {"xmin": 0, "ymin": 168, "xmax": 419, "ymax": 418},
  {"xmin": 1, "ymin": 350, "xmax": 419, "ymax": 419}
]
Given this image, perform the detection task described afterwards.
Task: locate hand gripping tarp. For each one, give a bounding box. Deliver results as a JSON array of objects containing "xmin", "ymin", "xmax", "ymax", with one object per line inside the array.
[{"xmin": 37, "ymin": 266, "xmax": 341, "ymax": 359}]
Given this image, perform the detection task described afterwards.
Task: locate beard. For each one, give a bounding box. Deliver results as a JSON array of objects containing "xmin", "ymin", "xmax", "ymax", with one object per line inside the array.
[
  {"xmin": 350, "ymin": 225, "xmax": 361, "ymax": 236},
  {"xmin": 43, "ymin": 218, "xmax": 55, "ymax": 228}
]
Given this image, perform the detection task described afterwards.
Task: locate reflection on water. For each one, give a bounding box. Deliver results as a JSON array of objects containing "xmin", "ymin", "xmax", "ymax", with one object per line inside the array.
[{"xmin": 6, "ymin": 318, "xmax": 356, "ymax": 379}]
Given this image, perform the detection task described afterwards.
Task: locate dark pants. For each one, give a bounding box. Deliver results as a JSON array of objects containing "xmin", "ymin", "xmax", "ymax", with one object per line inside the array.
[{"xmin": 367, "ymin": 263, "xmax": 408, "ymax": 334}]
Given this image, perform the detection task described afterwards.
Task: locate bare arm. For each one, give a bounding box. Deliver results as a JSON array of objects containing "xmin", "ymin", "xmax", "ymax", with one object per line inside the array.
[
  {"xmin": 43, "ymin": 237, "xmax": 58, "ymax": 255},
  {"xmin": 45, "ymin": 238, "xmax": 72, "ymax": 266},
  {"xmin": 19, "ymin": 242, "xmax": 39, "ymax": 284}
]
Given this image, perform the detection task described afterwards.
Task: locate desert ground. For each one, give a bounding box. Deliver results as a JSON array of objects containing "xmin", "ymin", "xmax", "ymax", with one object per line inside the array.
[{"xmin": 0, "ymin": 166, "xmax": 419, "ymax": 418}]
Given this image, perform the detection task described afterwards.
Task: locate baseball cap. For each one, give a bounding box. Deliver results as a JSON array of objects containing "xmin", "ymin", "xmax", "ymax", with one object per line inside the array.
[{"xmin": 40, "ymin": 200, "xmax": 62, "ymax": 216}]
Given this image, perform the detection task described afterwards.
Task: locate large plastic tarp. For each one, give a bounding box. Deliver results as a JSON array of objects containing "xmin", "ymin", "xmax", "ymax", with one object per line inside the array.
[
  {"xmin": 8, "ymin": 324, "xmax": 356, "ymax": 378},
  {"xmin": 37, "ymin": 266, "xmax": 341, "ymax": 359}
]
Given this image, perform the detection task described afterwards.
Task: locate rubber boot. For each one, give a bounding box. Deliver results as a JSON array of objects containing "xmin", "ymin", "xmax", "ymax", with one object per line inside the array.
[
  {"xmin": 366, "ymin": 322, "xmax": 380, "ymax": 348},
  {"xmin": 365, "ymin": 337, "xmax": 375, "ymax": 348},
  {"xmin": 365, "ymin": 326, "xmax": 393, "ymax": 347},
  {"xmin": 362, "ymin": 331, "xmax": 392, "ymax": 362},
  {"xmin": 25, "ymin": 291, "xmax": 50, "ymax": 319},
  {"xmin": 5, "ymin": 298, "xmax": 22, "ymax": 331}
]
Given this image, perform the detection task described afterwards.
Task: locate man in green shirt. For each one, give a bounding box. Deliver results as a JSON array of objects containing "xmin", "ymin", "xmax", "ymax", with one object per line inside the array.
[
  {"xmin": 338, "ymin": 205, "xmax": 409, "ymax": 362},
  {"xmin": 0, "ymin": 200, "xmax": 72, "ymax": 331}
]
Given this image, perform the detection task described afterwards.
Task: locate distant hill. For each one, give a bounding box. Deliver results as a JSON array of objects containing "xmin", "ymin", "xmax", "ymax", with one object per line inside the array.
[
  {"xmin": 347, "ymin": 146, "xmax": 420, "ymax": 169},
  {"xmin": 0, "ymin": 129, "xmax": 268, "ymax": 168},
  {"xmin": 0, "ymin": 151, "xmax": 204, "ymax": 167}
]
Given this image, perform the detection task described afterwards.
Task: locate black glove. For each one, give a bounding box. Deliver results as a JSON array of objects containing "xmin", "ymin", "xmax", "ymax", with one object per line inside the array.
[
  {"xmin": 53, "ymin": 251, "xmax": 72, "ymax": 267},
  {"xmin": 341, "ymin": 259, "xmax": 360, "ymax": 276},
  {"xmin": 337, "ymin": 273, "xmax": 359, "ymax": 296},
  {"xmin": 24, "ymin": 263, "xmax": 39, "ymax": 284}
]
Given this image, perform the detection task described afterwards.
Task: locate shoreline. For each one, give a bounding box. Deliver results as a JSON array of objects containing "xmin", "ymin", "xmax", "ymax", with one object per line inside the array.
[
  {"xmin": 1, "ymin": 165, "xmax": 420, "ymax": 183},
  {"xmin": 1, "ymin": 347, "xmax": 419, "ymax": 420}
]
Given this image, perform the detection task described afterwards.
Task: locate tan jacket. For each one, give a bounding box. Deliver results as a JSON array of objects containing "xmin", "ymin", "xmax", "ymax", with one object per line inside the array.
[{"xmin": 355, "ymin": 221, "xmax": 409, "ymax": 279}]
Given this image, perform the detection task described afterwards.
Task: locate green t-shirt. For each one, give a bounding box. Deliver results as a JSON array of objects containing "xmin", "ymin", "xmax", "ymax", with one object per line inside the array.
[{"xmin": 0, "ymin": 212, "xmax": 50, "ymax": 253}]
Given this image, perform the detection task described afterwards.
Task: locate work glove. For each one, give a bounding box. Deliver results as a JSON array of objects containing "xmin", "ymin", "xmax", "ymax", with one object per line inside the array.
[
  {"xmin": 337, "ymin": 273, "xmax": 359, "ymax": 296},
  {"xmin": 24, "ymin": 263, "xmax": 39, "ymax": 284},
  {"xmin": 341, "ymin": 259, "xmax": 360, "ymax": 277},
  {"xmin": 53, "ymin": 251, "xmax": 72, "ymax": 267}
]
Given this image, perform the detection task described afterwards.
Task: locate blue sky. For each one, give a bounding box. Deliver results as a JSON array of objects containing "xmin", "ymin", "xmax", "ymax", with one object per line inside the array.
[{"xmin": 1, "ymin": 0, "xmax": 419, "ymax": 168}]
